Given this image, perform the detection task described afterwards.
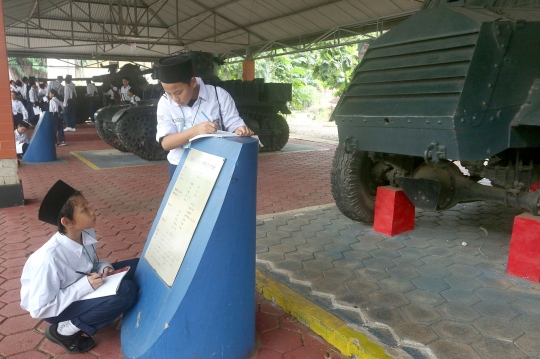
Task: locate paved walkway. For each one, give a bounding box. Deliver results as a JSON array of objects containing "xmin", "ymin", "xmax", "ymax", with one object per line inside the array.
[
  {"xmin": 4, "ymin": 125, "xmax": 540, "ymax": 358},
  {"xmin": 0, "ymin": 126, "xmax": 345, "ymax": 358}
]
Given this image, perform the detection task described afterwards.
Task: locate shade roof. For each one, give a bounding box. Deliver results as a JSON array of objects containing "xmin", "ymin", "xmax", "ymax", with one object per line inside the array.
[{"xmin": 4, "ymin": 0, "xmax": 422, "ymax": 61}]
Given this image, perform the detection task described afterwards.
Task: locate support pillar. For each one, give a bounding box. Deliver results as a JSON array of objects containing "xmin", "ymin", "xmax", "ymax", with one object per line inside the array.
[
  {"xmin": 507, "ymin": 213, "xmax": 540, "ymax": 282},
  {"xmin": 242, "ymin": 60, "xmax": 255, "ymax": 81},
  {"xmin": 373, "ymin": 186, "xmax": 415, "ymax": 236},
  {"xmin": 0, "ymin": 0, "xmax": 24, "ymax": 208}
]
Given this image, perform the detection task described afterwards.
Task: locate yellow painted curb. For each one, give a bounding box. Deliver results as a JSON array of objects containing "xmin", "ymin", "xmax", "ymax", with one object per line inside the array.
[
  {"xmin": 70, "ymin": 151, "xmax": 101, "ymax": 170},
  {"xmin": 256, "ymin": 270, "xmax": 393, "ymax": 359}
]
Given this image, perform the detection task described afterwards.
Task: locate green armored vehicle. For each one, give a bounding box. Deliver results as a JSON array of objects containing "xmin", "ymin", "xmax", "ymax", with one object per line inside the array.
[
  {"xmin": 331, "ymin": 0, "xmax": 540, "ymax": 222},
  {"xmin": 95, "ymin": 52, "xmax": 292, "ymax": 160}
]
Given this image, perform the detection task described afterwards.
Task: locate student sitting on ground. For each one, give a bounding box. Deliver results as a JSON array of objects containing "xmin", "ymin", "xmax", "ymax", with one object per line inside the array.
[
  {"xmin": 20, "ymin": 180, "xmax": 140, "ymax": 354},
  {"xmin": 14, "ymin": 121, "xmax": 30, "ymax": 158}
]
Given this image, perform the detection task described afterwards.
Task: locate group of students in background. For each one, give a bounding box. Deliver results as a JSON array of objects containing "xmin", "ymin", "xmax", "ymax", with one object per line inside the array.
[{"xmin": 11, "ymin": 74, "xmax": 142, "ymax": 153}]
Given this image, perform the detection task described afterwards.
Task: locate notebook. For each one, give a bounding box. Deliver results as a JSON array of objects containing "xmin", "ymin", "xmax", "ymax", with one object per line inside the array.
[{"xmin": 78, "ymin": 266, "xmax": 130, "ymax": 301}]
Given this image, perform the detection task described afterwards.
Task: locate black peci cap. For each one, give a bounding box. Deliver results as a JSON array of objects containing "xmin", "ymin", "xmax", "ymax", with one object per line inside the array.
[
  {"xmin": 38, "ymin": 180, "xmax": 78, "ymax": 226},
  {"xmin": 157, "ymin": 55, "xmax": 194, "ymax": 84}
]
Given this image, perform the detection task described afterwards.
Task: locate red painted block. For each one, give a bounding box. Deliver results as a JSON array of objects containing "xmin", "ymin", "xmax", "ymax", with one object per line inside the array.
[
  {"xmin": 373, "ymin": 186, "xmax": 415, "ymax": 236},
  {"xmin": 507, "ymin": 213, "xmax": 540, "ymax": 282}
]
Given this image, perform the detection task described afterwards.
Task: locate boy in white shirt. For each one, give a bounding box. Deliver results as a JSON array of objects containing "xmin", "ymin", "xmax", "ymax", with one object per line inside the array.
[
  {"xmin": 20, "ymin": 180, "xmax": 139, "ymax": 354},
  {"xmin": 155, "ymin": 55, "xmax": 253, "ymax": 178},
  {"xmin": 14, "ymin": 121, "xmax": 30, "ymax": 160},
  {"xmin": 11, "ymin": 91, "xmax": 28, "ymax": 129}
]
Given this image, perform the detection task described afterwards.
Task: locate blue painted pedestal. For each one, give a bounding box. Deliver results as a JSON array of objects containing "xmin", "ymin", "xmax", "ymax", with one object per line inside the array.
[
  {"xmin": 23, "ymin": 112, "xmax": 57, "ymax": 163},
  {"xmin": 121, "ymin": 136, "xmax": 258, "ymax": 359}
]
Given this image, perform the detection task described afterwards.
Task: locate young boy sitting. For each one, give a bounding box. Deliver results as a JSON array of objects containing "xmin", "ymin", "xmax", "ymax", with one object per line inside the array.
[
  {"xmin": 20, "ymin": 180, "xmax": 139, "ymax": 354},
  {"xmin": 14, "ymin": 121, "xmax": 30, "ymax": 160}
]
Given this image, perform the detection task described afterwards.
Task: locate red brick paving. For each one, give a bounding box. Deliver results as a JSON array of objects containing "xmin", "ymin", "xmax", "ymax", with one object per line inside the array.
[{"xmin": 0, "ymin": 125, "xmax": 344, "ymax": 358}]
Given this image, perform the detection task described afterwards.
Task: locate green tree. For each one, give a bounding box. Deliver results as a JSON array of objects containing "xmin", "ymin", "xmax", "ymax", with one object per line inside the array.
[{"xmin": 8, "ymin": 57, "xmax": 47, "ymax": 80}]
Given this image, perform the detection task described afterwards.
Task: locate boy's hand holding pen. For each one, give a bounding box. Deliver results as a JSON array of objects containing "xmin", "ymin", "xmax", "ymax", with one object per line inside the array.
[{"xmin": 76, "ymin": 271, "xmax": 103, "ymax": 290}]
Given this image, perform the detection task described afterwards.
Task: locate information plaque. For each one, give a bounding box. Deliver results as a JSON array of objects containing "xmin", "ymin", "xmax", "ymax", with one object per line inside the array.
[{"xmin": 144, "ymin": 148, "xmax": 225, "ymax": 286}]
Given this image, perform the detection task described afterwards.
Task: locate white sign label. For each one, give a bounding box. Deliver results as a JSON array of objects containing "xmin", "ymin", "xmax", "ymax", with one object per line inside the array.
[{"xmin": 145, "ymin": 149, "xmax": 225, "ymax": 286}]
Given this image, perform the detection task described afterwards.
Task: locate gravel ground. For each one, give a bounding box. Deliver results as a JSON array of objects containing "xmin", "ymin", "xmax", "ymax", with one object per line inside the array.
[{"xmin": 286, "ymin": 112, "xmax": 338, "ymax": 142}]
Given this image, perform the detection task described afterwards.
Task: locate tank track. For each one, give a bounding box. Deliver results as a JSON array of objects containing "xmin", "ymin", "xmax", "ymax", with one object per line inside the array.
[
  {"xmin": 240, "ymin": 110, "xmax": 289, "ymax": 152},
  {"xmin": 115, "ymin": 107, "xmax": 168, "ymax": 161},
  {"xmin": 95, "ymin": 117, "xmax": 130, "ymax": 153}
]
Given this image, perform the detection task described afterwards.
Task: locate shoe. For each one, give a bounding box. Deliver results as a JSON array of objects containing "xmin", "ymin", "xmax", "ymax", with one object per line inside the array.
[
  {"xmin": 58, "ymin": 142, "xmax": 66, "ymax": 146},
  {"xmin": 44, "ymin": 323, "xmax": 95, "ymax": 354},
  {"xmin": 71, "ymin": 128, "xmax": 76, "ymax": 131},
  {"xmin": 64, "ymin": 127, "xmax": 72, "ymax": 131}
]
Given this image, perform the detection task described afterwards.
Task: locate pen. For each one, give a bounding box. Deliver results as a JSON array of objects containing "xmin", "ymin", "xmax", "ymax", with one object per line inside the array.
[
  {"xmin": 76, "ymin": 271, "xmax": 100, "ymax": 277},
  {"xmin": 201, "ymin": 111, "xmax": 213, "ymax": 122}
]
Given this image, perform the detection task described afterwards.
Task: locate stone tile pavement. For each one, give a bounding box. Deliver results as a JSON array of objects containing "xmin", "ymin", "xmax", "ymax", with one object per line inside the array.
[
  {"xmin": 256, "ymin": 202, "xmax": 540, "ymax": 359},
  {"xmin": 0, "ymin": 126, "xmax": 344, "ymax": 358}
]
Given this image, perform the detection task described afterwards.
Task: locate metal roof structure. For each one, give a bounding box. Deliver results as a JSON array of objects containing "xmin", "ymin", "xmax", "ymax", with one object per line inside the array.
[{"xmin": 4, "ymin": 0, "xmax": 422, "ymax": 61}]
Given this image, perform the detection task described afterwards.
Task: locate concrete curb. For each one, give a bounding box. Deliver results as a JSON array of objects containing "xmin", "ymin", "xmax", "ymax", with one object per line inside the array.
[{"xmin": 256, "ymin": 270, "xmax": 393, "ymax": 359}]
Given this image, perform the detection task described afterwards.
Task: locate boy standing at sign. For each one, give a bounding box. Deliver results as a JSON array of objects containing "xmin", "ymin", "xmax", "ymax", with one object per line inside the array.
[
  {"xmin": 155, "ymin": 55, "xmax": 254, "ymax": 178},
  {"xmin": 20, "ymin": 180, "xmax": 139, "ymax": 354}
]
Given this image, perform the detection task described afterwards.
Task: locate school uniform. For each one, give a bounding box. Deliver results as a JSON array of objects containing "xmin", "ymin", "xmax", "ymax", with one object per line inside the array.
[
  {"xmin": 12, "ymin": 99, "xmax": 28, "ymax": 129},
  {"xmin": 130, "ymin": 95, "xmax": 141, "ymax": 104},
  {"xmin": 63, "ymin": 83, "xmax": 77, "ymax": 129},
  {"xmin": 105, "ymin": 87, "xmax": 120, "ymax": 105},
  {"xmin": 120, "ymin": 85, "xmax": 131, "ymax": 102},
  {"xmin": 49, "ymin": 97, "xmax": 65, "ymax": 144},
  {"xmin": 20, "ymin": 228, "xmax": 139, "ymax": 336},
  {"xmin": 86, "ymin": 83, "xmax": 98, "ymax": 122},
  {"xmin": 156, "ymin": 77, "xmax": 246, "ymax": 175},
  {"xmin": 14, "ymin": 128, "xmax": 29, "ymax": 155},
  {"xmin": 28, "ymin": 87, "xmax": 40, "ymax": 125}
]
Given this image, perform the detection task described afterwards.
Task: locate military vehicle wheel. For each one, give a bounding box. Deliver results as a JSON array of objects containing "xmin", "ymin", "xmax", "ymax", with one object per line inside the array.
[
  {"xmin": 95, "ymin": 118, "xmax": 130, "ymax": 153},
  {"xmin": 331, "ymin": 146, "xmax": 389, "ymax": 223},
  {"xmin": 116, "ymin": 109, "xmax": 168, "ymax": 161},
  {"xmin": 259, "ymin": 114, "xmax": 289, "ymax": 152}
]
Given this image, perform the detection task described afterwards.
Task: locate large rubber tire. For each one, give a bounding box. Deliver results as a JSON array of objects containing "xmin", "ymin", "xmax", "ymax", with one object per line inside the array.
[
  {"xmin": 115, "ymin": 108, "xmax": 168, "ymax": 161},
  {"xmin": 258, "ymin": 114, "xmax": 289, "ymax": 152},
  {"xmin": 331, "ymin": 146, "xmax": 382, "ymax": 223},
  {"xmin": 95, "ymin": 117, "xmax": 130, "ymax": 153}
]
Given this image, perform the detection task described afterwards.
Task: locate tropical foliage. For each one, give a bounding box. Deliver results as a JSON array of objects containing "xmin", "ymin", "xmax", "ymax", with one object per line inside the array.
[{"xmin": 218, "ymin": 41, "xmax": 363, "ymax": 110}]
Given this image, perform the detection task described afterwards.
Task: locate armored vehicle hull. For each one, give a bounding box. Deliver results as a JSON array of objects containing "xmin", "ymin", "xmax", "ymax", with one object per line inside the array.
[{"xmin": 331, "ymin": 0, "xmax": 540, "ymax": 222}]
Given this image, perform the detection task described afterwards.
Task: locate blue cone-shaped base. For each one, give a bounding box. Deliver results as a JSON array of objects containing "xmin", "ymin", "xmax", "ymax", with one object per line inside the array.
[
  {"xmin": 23, "ymin": 112, "xmax": 57, "ymax": 163},
  {"xmin": 121, "ymin": 137, "xmax": 258, "ymax": 359}
]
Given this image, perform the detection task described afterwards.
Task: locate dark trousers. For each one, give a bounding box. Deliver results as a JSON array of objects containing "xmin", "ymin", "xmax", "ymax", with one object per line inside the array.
[
  {"xmin": 88, "ymin": 97, "xmax": 96, "ymax": 122},
  {"xmin": 44, "ymin": 258, "xmax": 139, "ymax": 336},
  {"xmin": 53, "ymin": 112, "xmax": 65, "ymax": 143},
  {"xmin": 168, "ymin": 163, "xmax": 177, "ymax": 180},
  {"xmin": 13, "ymin": 113, "xmax": 23, "ymax": 129},
  {"xmin": 64, "ymin": 100, "xmax": 76, "ymax": 128}
]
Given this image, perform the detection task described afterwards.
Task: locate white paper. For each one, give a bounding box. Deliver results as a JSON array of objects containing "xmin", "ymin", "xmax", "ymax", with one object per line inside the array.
[
  {"xmin": 78, "ymin": 270, "xmax": 129, "ymax": 300},
  {"xmin": 33, "ymin": 107, "xmax": 41, "ymax": 115},
  {"xmin": 189, "ymin": 130, "xmax": 238, "ymax": 142},
  {"xmin": 145, "ymin": 149, "xmax": 225, "ymax": 286},
  {"xmin": 16, "ymin": 142, "xmax": 24, "ymax": 154}
]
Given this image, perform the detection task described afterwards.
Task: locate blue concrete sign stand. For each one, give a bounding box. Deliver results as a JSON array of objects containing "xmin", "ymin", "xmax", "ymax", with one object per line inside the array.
[
  {"xmin": 23, "ymin": 112, "xmax": 57, "ymax": 163},
  {"xmin": 121, "ymin": 137, "xmax": 258, "ymax": 359}
]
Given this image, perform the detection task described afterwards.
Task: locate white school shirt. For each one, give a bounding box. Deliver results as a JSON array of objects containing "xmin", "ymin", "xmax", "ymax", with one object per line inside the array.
[
  {"xmin": 46, "ymin": 80, "xmax": 62, "ymax": 95},
  {"xmin": 20, "ymin": 229, "xmax": 112, "ymax": 319},
  {"xmin": 15, "ymin": 86, "xmax": 24, "ymax": 96},
  {"xmin": 63, "ymin": 83, "xmax": 77, "ymax": 106},
  {"xmin": 156, "ymin": 77, "xmax": 246, "ymax": 165},
  {"xmin": 48, "ymin": 97, "xmax": 63, "ymax": 113},
  {"xmin": 120, "ymin": 85, "xmax": 132, "ymax": 101},
  {"xmin": 87, "ymin": 83, "xmax": 98, "ymax": 96},
  {"xmin": 29, "ymin": 87, "xmax": 39, "ymax": 103},
  {"xmin": 38, "ymin": 88, "xmax": 48, "ymax": 102},
  {"xmin": 11, "ymin": 99, "xmax": 28, "ymax": 119},
  {"xmin": 106, "ymin": 87, "xmax": 118, "ymax": 100},
  {"xmin": 21, "ymin": 83, "xmax": 28, "ymax": 100},
  {"xmin": 130, "ymin": 95, "xmax": 140, "ymax": 104},
  {"xmin": 14, "ymin": 129, "xmax": 28, "ymax": 144}
]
